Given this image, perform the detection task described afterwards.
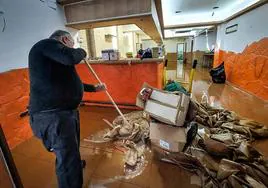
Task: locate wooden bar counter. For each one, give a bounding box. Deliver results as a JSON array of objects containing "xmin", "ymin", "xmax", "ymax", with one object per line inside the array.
[{"xmin": 76, "ymin": 58, "xmax": 164, "ymax": 106}]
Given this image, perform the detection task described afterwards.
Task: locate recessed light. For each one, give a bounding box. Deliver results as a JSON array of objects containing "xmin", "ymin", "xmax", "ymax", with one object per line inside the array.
[
  {"xmin": 175, "ymin": 10, "xmax": 182, "ymax": 13},
  {"xmin": 213, "ymin": 6, "xmax": 219, "ymax": 9}
]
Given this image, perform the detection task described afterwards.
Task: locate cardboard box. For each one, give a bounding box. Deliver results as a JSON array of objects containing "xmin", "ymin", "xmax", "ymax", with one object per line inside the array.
[
  {"xmin": 136, "ymin": 83, "xmax": 190, "ymax": 126},
  {"xmin": 101, "ymin": 49, "xmax": 120, "ymax": 60},
  {"xmin": 109, "ymin": 51, "xmax": 120, "ymax": 60},
  {"xmin": 150, "ymin": 122, "xmax": 186, "ymax": 152}
]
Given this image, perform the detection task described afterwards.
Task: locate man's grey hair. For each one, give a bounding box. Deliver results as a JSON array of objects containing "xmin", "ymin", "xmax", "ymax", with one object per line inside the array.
[{"xmin": 49, "ymin": 30, "xmax": 71, "ymax": 40}]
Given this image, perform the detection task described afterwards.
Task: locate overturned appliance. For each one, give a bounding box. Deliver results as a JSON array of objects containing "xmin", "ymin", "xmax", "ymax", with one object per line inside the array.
[{"xmin": 210, "ymin": 62, "xmax": 226, "ymax": 84}]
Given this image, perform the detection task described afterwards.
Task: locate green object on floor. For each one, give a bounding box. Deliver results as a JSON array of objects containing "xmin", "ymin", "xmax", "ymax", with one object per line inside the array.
[{"xmin": 164, "ymin": 81, "xmax": 189, "ymax": 95}]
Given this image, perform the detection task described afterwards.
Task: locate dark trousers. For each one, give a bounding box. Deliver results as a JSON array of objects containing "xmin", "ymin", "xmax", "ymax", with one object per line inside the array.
[{"xmin": 30, "ymin": 109, "xmax": 83, "ymax": 188}]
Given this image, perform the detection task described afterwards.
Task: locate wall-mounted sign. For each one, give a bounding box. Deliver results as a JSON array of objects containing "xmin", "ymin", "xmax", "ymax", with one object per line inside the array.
[
  {"xmin": 105, "ymin": 34, "xmax": 116, "ymax": 43},
  {"xmin": 226, "ymin": 24, "xmax": 238, "ymax": 34}
]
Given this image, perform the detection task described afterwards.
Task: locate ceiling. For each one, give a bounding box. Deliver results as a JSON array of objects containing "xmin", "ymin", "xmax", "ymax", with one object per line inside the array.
[
  {"xmin": 164, "ymin": 26, "xmax": 215, "ymax": 38},
  {"xmin": 161, "ymin": 0, "xmax": 262, "ymax": 27},
  {"xmin": 56, "ymin": 0, "xmax": 84, "ymax": 5}
]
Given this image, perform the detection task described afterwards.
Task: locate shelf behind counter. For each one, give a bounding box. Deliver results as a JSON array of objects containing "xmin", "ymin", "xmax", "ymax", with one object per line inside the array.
[{"xmin": 76, "ymin": 58, "xmax": 164, "ymax": 107}]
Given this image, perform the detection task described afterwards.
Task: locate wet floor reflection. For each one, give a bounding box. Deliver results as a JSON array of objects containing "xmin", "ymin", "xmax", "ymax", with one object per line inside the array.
[
  {"xmin": 177, "ymin": 61, "xmax": 185, "ymax": 79},
  {"xmin": 84, "ymin": 131, "xmax": 150, "ymax": 188},
  {"xmin": 180, "ymin": 66, "xmax": 268, "ymax": 125}
]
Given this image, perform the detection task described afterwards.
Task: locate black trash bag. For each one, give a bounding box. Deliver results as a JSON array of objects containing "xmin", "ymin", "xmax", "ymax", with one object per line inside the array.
[
  {"xmin": 141, "ymin": 48, "xmax": 152, "ymax": 59},
  {"xmin": 210, "ymin": 62, "xmax": 226, "ymax": 83}
]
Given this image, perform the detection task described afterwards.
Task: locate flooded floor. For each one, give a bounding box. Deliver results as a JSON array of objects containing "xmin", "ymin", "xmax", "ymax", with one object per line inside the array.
[{"xmin": 10, "ymin": 64, "xmax": 268, "ymax": 188}]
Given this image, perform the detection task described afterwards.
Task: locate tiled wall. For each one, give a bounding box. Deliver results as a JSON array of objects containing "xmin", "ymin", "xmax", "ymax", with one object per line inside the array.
[
  {"xmin": 214, "ymin": 38, "xmax": 268, "ymax": 100},
  {"xmin": 0, "ymin": 69, "xmax": 32, "ymax": 149},
  {"xmin": 213, "ymin": 4, "xmax": 268, "ymax": 101}
]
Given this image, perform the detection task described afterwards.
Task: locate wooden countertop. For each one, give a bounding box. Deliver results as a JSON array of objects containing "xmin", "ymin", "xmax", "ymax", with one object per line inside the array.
[{"xmin": 86, "ymin": 58, "xmax": 164, "ymax": 65}]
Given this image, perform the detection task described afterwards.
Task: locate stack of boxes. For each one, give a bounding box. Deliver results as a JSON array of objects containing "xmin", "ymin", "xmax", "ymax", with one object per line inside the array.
[
  {"xmin": 136, "ymin": 83, "xmax": 190, "ymax": 152},
  {"xmin": 101, "ymin": 49, "xmax": 120, "ymax": 61}
]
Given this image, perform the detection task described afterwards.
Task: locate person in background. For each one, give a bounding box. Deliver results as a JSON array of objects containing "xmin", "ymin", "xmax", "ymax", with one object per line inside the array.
[{"xmin": 28, "ymin": 30, "xmax": 106, "ymax": 188}]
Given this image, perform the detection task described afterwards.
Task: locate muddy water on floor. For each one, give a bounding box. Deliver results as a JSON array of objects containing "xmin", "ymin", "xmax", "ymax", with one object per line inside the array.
[
  {"xmin": 89, "ymin": 160, "xmax": 149, "ymax": 188},
  {"xmin": 85, "ymin": 131, "xmax": 150, "ymax": 188},
  {"xmin": 84, "ymin": 129, "xmax": 112, "ymax": 144}
]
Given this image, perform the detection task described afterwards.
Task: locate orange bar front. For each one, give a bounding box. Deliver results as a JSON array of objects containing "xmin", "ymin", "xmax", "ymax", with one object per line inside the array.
[{"xmin": 76, "ymin": 61, "xmax": 164, "ymax": 105}]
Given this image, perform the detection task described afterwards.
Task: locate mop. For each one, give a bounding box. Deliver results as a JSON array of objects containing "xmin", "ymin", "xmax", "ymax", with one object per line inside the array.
[{"xmin": 83, "ymin": 59, "xmax": 129, "ymax": 125}]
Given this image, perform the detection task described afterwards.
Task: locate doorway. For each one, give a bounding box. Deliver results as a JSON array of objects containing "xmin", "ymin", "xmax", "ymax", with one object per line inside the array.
[{"xmin": 177, "ymin": 43, "xmax": 186, "ymax": 78}]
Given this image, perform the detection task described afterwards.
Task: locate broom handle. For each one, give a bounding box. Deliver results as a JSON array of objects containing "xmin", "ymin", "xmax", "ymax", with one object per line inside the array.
[{"xmin": 83, "ymin": 59, "xmax": 128, "ymax": 123}]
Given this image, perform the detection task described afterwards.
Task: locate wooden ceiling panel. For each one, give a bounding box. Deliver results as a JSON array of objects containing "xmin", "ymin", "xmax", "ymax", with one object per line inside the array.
[
  {"xmin": 64, "ymin": 0, "xmax": 151, "ymax": 23},
  {"xmin": 66, "ymin": 15, "xmax": 162, "ymax": 43},
  {"xmin": 62, "ymin": 0, "xmax": 162, "ymax": 43}
]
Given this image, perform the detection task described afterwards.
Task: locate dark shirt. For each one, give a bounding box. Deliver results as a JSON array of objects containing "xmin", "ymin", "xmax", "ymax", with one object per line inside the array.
[{"xmin": 28, "ymin": 38, "xmax": 95, "ymax": 114}]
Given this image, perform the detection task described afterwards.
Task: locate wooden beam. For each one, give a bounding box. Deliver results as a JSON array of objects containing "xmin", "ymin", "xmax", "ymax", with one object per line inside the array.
[
  {"xmin": 85, "ymin": 29, "xmax": 96, "ymax": 58},
  {"xmin": 154, "ymin": 0, "xmax": 165, "ymax": 38},
  {"xmin": 66, "ymin": 15, "xmax": 162, "ymax": 43},
  {"xmin": 63, "ymin": 0, "xmax": 162, "ymax": 43},
  {"xmin": 64, "ymin": 0, "xmax": 151, "ymax": 23}
]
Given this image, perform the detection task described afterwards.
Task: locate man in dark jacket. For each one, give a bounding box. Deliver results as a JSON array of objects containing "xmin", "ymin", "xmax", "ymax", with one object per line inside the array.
[{"xmin": 28, "ymin": 30, "xmax": 105, "ymax": 188}]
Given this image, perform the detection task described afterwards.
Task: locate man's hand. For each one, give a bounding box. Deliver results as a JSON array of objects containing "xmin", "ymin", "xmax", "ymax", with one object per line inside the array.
[{"xmin": 95, "ymin": 83, "xmax": 106, "ymax": 92}]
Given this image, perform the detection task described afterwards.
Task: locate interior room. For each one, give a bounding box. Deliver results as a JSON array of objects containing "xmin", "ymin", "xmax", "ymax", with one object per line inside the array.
[{"xmin": 1, "ymin": 0, "xmax": 268, "ymax": 188}]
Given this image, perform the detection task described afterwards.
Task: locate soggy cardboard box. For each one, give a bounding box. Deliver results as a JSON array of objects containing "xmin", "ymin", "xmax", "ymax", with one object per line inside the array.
[
  {"xmin": 150, "ymin": 122, "xmax": 186, "ymax": 152},
  {"xmin": 136, "ymin": 83, "xmax": 190, "ymax": 126}
]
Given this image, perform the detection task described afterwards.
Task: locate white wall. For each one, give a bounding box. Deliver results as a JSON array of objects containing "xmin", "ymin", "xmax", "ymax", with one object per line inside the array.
[
  {"xmin": 141, "ymin": 38, "xmax": 185, "ymax": 53},
  {"xmin": 0, "ymin": 0, "xmax": 78, "ymax": 73},
  {"xmin": 193, "ymin": 30, "xmax": 216, "ymax": 52},
  {"xmin": 163, "ymin": 38, "xmax": 185, "ymax": 53},
  {"xmin": 185, "ymin": 37, "xmax": 193, "ymax": 52},
  {"xmin": 142, "ymin": 39, "xmax": 158, "ymax": 49},
  {"xmin": 216, "ymin": 3, "xmax": 268, "ymax": 53},
  {"xmin": 141, "ymin": 38, "xmax": 186, "ymax": 53},
  {"xmin": 94, "ymin": 26, "xmax": 117, "ymax": 57}
]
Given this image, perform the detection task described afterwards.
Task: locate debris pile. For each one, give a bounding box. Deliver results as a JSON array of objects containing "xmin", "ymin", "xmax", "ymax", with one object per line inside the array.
[
  {"xmin": 86, "ymin": 86, "xmax": 268, "ymax": 188},
  {"xmin": 155, "ymin": 100, "xmax": 268, "ymax": 187},
  {"xmin": 102, "ymin": 111, "xmax": 150, "ymax": 167}
]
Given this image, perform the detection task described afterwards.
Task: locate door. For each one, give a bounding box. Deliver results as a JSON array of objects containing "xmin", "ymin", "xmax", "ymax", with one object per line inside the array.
[
  {"xmin": 177, "ymin": 43, "xmax": 185, "ymax": 63},
  {"xmin": 177, "ymin": 43, "xmax": 186, "ymax": 78}
]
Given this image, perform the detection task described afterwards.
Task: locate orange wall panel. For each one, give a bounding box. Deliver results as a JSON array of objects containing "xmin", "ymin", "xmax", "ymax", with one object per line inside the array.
[
  {"xmin": 213, "ymin": 38, "xmax": 268, "ymax": 100},
  {"xmin": 76, "ymin": 62, "xmax": 164, "ymax": 105},
  {"xmin": 0, "ymin": 69, "xmax": 32, "ymax": 149}
]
